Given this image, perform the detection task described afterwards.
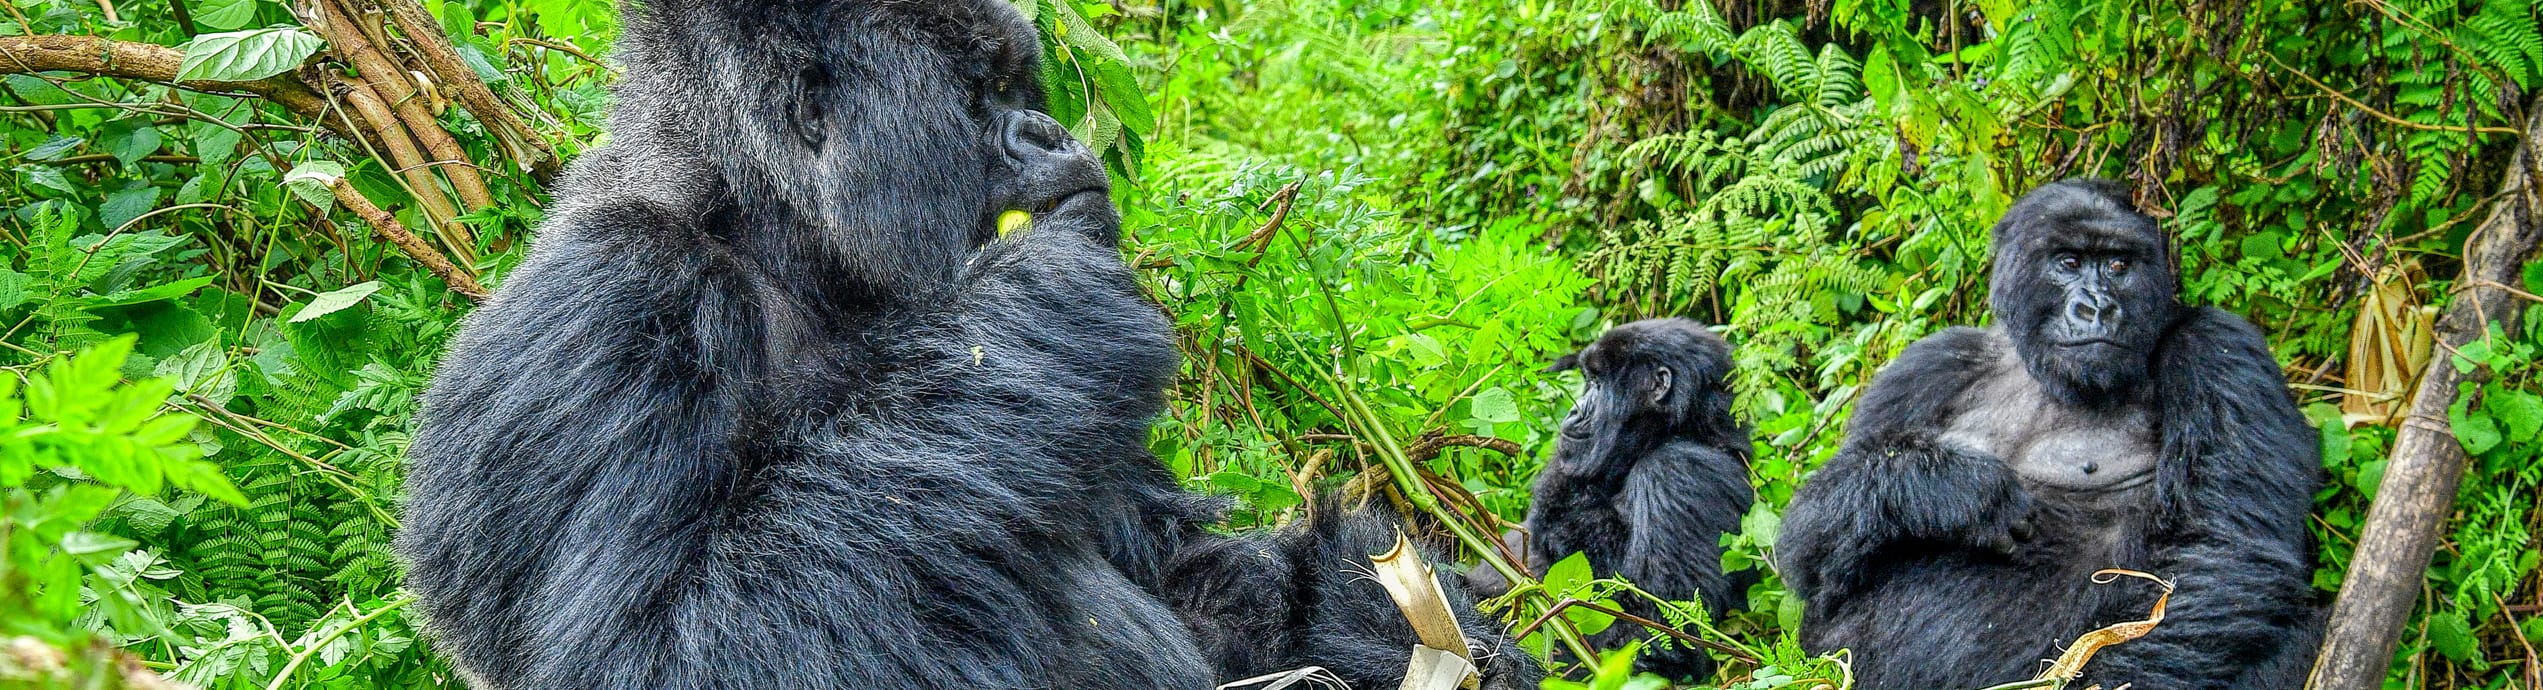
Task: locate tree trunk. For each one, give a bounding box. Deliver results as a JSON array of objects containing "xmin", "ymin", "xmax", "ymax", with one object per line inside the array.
[{"xmin": 2308, "ymin": 100, "xmax": 2543, "ymax": 690}]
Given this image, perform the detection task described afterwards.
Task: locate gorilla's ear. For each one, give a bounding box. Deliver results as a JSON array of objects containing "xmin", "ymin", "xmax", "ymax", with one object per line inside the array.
[
  {"xmin": 1545, "ymin": 353, "xmax": 1580, "ymax": 373},
  {"xmin": 1647, "ymin": 366, "xmax": 1673, "ymax": 406},
  {"xmin": 787, "ymin": 66, "xmax": 834, "ymax": 150}
]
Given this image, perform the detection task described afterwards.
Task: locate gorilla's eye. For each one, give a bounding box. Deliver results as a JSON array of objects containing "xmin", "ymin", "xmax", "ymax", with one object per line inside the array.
[
  {"xmin": 2056, "ymin": 255, "xmax": 2082, "ymax": 270},
  {"xmin": 2108, "ymin": 258, "xmax": 2131, "ymax": 274}
]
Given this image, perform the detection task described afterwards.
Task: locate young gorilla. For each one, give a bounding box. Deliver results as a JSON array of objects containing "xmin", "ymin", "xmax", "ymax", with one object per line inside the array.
[
  {"xmin": 1464, "ymin": 319, "xmax": 1757, "ymax": 681},
  {"xmin": 1777, "ymin": 179, "xmax": 2322, "ymax": 689},
  {"xmin": 395, "ymin": 2, "xmax": 1536, "ymax": 688}
]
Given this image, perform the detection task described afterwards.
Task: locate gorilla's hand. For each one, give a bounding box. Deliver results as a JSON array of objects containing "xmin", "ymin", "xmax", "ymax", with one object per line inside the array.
[
  {"xmin": 1872, "ymin": 433, "xmax": 2033, "ymax": 554},
  {"xmin": 988, "ymin": 110, "xmax": 1118, "ymax": 246},
  {"xmin": 1780, "ymin": 432, "xmax": 2033, "ymax": 602}
]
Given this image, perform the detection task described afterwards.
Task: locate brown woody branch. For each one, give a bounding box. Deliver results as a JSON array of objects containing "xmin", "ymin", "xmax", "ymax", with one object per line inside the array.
[
  {"xmin": 0, "ymin": 35, "xmax": 375, "ymax": 149},
  {"xmin": 324, "ymin": 68, "xmax": 468, "ymax": 258},
  {"xmin": 362, "ymin": 0, "xmax": 559, "ymax": 182},
  {"xmin": 303, "ymin": 0, "xmax": 493, "ymax": 217},
  {"xmin": 321, "ymin": 175, "xmax": 488, "ymax": 301}
]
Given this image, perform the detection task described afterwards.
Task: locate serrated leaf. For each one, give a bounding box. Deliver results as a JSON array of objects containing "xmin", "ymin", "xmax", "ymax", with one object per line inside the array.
[
  {"xmin": 100, "ymin": 186, "xmax": 162, "ymax": 232},
  {"xmin": 178, "ymin": 28, "xmax": 325, "ymax": 82},
  {"xmin": 98, "ymin": 119, "xmax": 161, "ymax": 165},
  {"xmin": 291, "ymin": 280, "xmax": 384, "ymax": 323}
]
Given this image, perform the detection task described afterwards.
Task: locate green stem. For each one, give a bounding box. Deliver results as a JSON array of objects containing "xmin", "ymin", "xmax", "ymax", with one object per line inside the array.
[
  {"xmin": 263, "ymin": 593, "xmax": 413, "ymax": 690},
  {"xmin": 1322, "ymin": 364, "xmax": 1603, "ymax": 669}
]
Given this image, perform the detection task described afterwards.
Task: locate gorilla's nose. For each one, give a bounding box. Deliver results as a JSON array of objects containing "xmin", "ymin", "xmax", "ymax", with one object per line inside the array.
[
  {"xmin": 2068, "ymin": 294, "xmax": 2118, "ymax": 328},
  {"xmin": 1000, "ymin": 110, "xmax": 1077, "ymax": 158}
]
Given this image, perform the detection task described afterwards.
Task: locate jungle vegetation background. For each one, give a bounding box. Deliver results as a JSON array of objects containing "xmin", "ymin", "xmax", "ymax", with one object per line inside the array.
[{"xmin": 0, "ymin": 0, "xmax": 2535, "ymax": 687}]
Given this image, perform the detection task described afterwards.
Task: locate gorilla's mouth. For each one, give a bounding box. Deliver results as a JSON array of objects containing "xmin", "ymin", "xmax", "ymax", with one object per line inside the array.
[
  {"xmin": 2054, "ymin": 337, "xmax": 2123, "ymax": 349},
  {"xmin": 1036, "ymin": 188, "xmax": 1109, "ymax": 215}
]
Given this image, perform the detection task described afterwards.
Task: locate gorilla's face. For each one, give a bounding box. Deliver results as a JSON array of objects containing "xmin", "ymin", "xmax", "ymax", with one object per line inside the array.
[
  {"xmin": 1988, "ymin": 181, "xmax": 2182, "ymax": 405},
  {"xmin": 1551, "ymin": 319, "xmax": 1736, "ymax": 474},
  {"xmin": 637, "ymin": 0, "xmax": 1106, "ymax": 299}
]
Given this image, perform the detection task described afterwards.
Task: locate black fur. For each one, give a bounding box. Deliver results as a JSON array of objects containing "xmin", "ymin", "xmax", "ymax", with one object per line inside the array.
[
  {"xmin": 1468, "ymin": 319, "xmax": 1756, "ymax": 681},
  {"xmin": 394, "ymin": 2, "xmax": 1534, "ymax": 688},
  {"xmin": 1777, "ymin": 179, "xmax": 2323, "ymax": 689},
  {"xmin": 1170, "ymin": 503, "xmax": 1545, "ymax": 690}
]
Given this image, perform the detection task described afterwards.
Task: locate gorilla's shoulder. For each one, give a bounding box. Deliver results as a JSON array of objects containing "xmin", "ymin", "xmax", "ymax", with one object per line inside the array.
[
  {"xmin": 2155, "ymin": 307, "xmax": 2285, "ymax": 377},
  {"xmin": 1846, "ymin": 327, "xmax": 2003, "ymax": 440},
  {"xmin": 1877, "ymin": 326, "xmax": 2004, "ymax": 385},
  {"xmin": 2165, "ymin": 306, "xmax": 2270, "ymax": 347}
]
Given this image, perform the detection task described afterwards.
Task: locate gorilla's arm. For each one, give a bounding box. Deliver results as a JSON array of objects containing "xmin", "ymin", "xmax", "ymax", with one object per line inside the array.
[
  {"xmin": 1523, "ymin": 451, "xmax": 1631, "ymax": 574},
  {"xmin": 1605, "ymin": 441, "xmax": 1755, "ymax": 678},
  {"xmin": 2082, "ymin": 308, "xmax": 2322, "ymax": 686},
  {"xmin": 1619, "ymin": 442, "xmax": 1756, "ymax": 619},
  {"xmin": 1776, "ymin": 328, "xmax": 2033, "ymax": 605}
]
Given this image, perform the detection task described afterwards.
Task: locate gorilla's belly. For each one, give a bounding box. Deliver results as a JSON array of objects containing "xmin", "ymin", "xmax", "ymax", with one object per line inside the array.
[{"xmin": 1937, "ymin": 334, "xmax": 2158, "ymax": 492}]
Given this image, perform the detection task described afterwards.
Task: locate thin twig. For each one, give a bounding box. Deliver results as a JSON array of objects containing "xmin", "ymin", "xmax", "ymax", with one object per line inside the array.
[{"xmin": 2264, "ymin": 52, "xmax": 2517, "ymax": 136}]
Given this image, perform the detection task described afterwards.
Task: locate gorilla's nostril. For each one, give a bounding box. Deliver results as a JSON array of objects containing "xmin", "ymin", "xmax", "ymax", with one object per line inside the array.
[{"xmin": 1003, "ymin": 111, "xmax": 1072, "ymax": 154}]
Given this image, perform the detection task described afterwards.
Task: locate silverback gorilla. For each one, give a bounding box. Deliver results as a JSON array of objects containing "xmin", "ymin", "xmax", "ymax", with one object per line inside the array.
[
  {"xmin": 1777, "ymin": 179, "xmax": 2322, "ymax": 689},
  {"xmin": 394, "ymin": 2, "xmax": 1537, "ymax": 688},
  {"xmin": 1518, "ymin": 319, "xmax": 1756, "ymax": 681}
]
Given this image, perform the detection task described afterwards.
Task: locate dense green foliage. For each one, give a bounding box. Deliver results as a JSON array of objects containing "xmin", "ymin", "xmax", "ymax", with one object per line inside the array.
[{"xmin": 0, "ymin": 0, "xmax": 2535, "ymax": 687}]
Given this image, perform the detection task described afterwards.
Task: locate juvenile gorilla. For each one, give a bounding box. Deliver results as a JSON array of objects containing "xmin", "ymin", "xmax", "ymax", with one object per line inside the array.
[
  {"xmin": 395, "ymin": 2, "xmax": 1534, "ymax": 688},
  {"xmin": 1777, "ymin": 179, "xmax": 2322, "ymax": 689},
  {"xmin": 1467, "ymin": 319, "xmax": 1757, "ymax": 681}
]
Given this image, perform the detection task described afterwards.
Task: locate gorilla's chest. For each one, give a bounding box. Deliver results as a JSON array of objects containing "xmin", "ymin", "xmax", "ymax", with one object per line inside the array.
[{"xmin": 1937, "ymin": 343, "xmax": 2158, "ymax": 494}]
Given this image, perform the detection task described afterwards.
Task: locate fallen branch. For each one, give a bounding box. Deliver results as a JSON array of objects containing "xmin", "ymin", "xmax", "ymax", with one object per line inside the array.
[
  {"xmin": 318, "ymin": 173, "xmax": 489, "ymax": 301},
  {"xmin": 0, "ymin": 34, "xmax": 374, "ymax": 149},
  {"xmin": 303, "ymin": 0, "xmax": 494, "ymax": 216},
  {"xmin": 363, "ymin": 0, "xmax": 559, "ymax": 181},
  {"xmin": 2310, "ymin": 96, "xmax": 2543, "ymax": 690}
]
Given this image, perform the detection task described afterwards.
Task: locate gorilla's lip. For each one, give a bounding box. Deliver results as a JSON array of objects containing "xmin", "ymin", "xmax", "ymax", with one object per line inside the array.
[
  {"xmin": 1035, "ymin": 188, "xmax": 1109, "ymax": 214},
  {"xmin": 2053, "ymin": 337, "xmax": 2123, "ymax": 348}
]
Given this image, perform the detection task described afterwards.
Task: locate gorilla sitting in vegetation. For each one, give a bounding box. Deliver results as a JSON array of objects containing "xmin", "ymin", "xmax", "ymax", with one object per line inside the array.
[
  {"xmin": 395, "ymin": 2, "xmax": 1535, "ymax": 688},
  {"xmin": 1777, "ymin": 179, "xmax": 2323, "ymax": 689},
  {"xmin": 1466, "ymin": 318, "xmax": 1756, "ymax": 681}
]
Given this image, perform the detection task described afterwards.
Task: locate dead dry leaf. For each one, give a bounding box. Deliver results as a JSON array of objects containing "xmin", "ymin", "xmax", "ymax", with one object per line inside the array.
[{"xmin": 2034, "ymin": 569, "xmax": 2174, "ymax": 685}]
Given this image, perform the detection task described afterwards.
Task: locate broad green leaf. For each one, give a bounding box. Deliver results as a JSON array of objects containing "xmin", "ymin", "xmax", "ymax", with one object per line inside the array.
[
  {"xmin": 100, "ymin": 186, "xmax": 162, "ymax": 232},
  {"xmin": 0, "ymin": 270, "xmax": 29, "ymax": 310},
  {"xmin": 61, "ymin": 531, "xmax": 140, "ymax": 564},
  {"xmin": 1471, "ymin": 386, "xmax": 1522, "ymax": 424},
  {"xmin": 178, "ymin": 28, "xmax": 325, "ymax": 82},
  {"xmin": 2451, "ymin": 409, "xmax": 2502, "ymax": 456},
  {"xmin": 2492, "ymin": 390, "xmax": 2542, "ymax": 442},
  {"xmin": 291, "ymin": 280, "xmax": 384, "ymax": 323},
  {"xmin": 1739, "ymin": 503, "xmax": 1782, "ymax": 550},
  {"xmin": 193, "ymin": 0, "xmax": 260, "ymax": 30},
  {"xmin": 284, "ymin": 160, "xmax": 346, "ymax": 211},
  {"xmin": 1543, "ymin": 551, "xmax": 1592, "ymax": 592},
  {"xmin": 98, "ymin": 119, "xmax": 161, "ymax": 165},
  {"xmin": 21, "ymin": 166, "xmax": 77, "ymax": 194},
  {"xmin": 25, "ymin": 136, "xmax": 83, "ymax": 161},
  {"xmin": 2427, "ymin": 612, "xmax": 2478, "ymax": 662}
]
